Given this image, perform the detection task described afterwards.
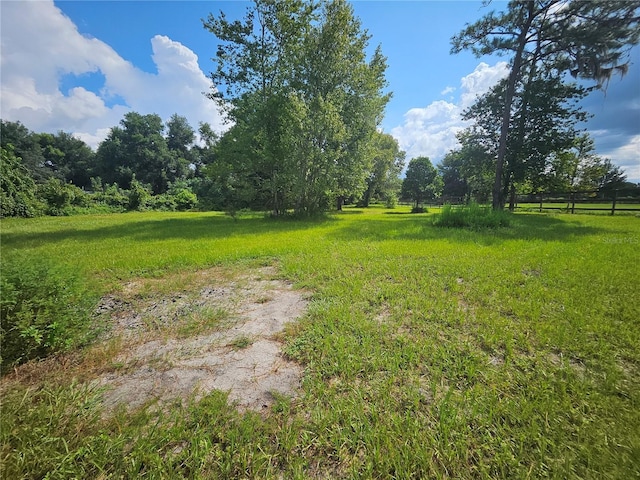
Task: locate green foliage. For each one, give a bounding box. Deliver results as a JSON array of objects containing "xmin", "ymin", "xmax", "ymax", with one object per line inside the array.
[
  {"xmin": 204, "ymin": 0, "xmax": 391, "ymax": 215},
  {"xmin": 127, "ymin": 178, "xmax": 152, "ymax": 211},
  {"xmin": 432, "ymin": 202, "xmax": 512, "ymax": 229},
  {"xmin": 360, "ymin": 131, "xmax": 405, "ymax": 207},
  {"xmin": 37, "ymin": 178, "xmax": 89, "ymax": 216},
  {"xmin": 95, "ymin": 112, "xmax": 178, "ymax": 195},
  {"xmin": 401, "ymin": 156, "xmax": 442, "ymax": 208},
  {"xmin": 1, "ymin": 120, "xmax": 55, "ymax": 183},
  {"xmin": 172, "ymin": 188, "xmax": 198, "ymax": 211},
  {"xmin": 93, "ymin": 181, "xmax": 129, "ymax": 211},
  {"xmin": 38, "ymin": 131, "xmax": 96, "ymax": 189},
  {"xmin": 0, "ymin": 146, "xmax": 42, "ymax": 217},
  {"xmin": 0, "ymin": 254, "xmax": 96, "ymax": 371},
  {"xmin": 451, "ymin": 0, "xmax": 640, "ymax": 208}
]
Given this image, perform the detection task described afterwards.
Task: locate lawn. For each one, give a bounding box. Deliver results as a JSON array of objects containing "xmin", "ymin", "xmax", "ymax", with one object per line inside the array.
[{"xmin": 1, "ymin": 207, "xmax": 639, "ymax": 478}]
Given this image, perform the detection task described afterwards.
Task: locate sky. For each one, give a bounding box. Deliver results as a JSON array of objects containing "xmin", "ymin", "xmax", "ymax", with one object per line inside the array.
[{"xmin": 1, "ymin": 0, "xmax": 639, "ymax": 182}]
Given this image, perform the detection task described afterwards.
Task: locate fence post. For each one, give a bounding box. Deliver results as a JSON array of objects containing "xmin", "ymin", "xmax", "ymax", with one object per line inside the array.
[
  {"xmin": 539, "ymin": 194, "xmax": 543, "ymax": 212},
  {"xmin": 570, "ymin": 192, "xmax": 576, "ymax": 214},
  {"xmin": 611, "ymin": 189, "xmax": 618, "ymax": 216}
]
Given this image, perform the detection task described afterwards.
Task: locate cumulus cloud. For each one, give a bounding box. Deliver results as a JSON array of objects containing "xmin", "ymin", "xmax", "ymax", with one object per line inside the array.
[
  {"xmin": 595, "ymin": 133, "xmax": 640, "ymax": 183},
  {"xmin": 0, "ymin": 1, "xmax": 226, "ymax": 149},
  {"xmin": 582, "ymin": 60, "xmax": 640, "ymax": 182},
  {"xmin": 391, "ymin": 61, "xmax": 509, "ymax": 163}
]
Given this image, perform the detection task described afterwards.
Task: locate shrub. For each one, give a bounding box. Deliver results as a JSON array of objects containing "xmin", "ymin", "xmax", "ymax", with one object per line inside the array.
[
  {"xmin": 432, "ymin": 202, "xmax": 512, "ymax": 229},
  {"xmin": 0, "ymin": 254, "xmax": 96, "ymax": 372},
  {"xmin": 148, "ymin": 193, "xmax": 177, "ymax": 211},
  {"xmin": 100, "ymin": 183, "xmax": 129, "ymax": 210},
  {"xmin": 0, "ymin": 146, "xmax": 43, "ymax": 217},
  {"xmin": 37, "ymin": 179, "xmax": 89, "ymax": 216},
  {"xmin": 127, "ymin": 178, "xmax": 151, "ymax": 211},
  {"xmin": 172, "ymin": 188, "xmax": 198, "ymax": 211}
]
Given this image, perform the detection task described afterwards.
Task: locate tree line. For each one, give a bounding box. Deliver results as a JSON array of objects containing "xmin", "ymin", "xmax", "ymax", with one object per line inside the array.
[
  {"xmin": 0, "ymin": 110, "xmax": 411, "ymax": 217},
  {"xmin": 2, "ymin": 0, "xmax": 639, "ymax": 218}
]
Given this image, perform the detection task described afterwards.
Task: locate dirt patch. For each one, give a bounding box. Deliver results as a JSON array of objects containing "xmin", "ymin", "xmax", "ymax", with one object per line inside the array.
[{"xmin": 93, "ymin": 266, "xmax": 308, "ymax": 413}]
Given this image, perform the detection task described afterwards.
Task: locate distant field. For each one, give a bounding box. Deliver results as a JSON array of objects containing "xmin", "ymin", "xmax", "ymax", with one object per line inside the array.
[{"xmin": 2, "ymin": 207, "xmax": 639, "ymax": 478}]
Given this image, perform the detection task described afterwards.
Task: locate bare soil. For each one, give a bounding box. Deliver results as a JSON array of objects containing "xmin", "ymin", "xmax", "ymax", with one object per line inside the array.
[{"xmin": 92, "ymin": 266, "xmax": 308, "ymax": 413}]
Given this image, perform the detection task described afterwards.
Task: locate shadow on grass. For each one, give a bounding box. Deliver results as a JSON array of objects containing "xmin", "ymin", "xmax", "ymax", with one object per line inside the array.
[
  {"xmin": 1, "ymin": 213, "xmax": 336, "ymax": 250},
  {"xmin": 329, "ymin": 212, "xmax": 609, "ymax": 244}
]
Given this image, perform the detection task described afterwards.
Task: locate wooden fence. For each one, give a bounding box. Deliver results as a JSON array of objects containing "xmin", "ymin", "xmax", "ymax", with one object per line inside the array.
[{"xmin": 514, "ymin": 190, "xmax": 640, "ymax": 215}]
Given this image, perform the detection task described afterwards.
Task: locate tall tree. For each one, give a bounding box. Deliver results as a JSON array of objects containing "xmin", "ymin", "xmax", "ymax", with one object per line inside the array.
[
  {"xmin": 204, "ymin": 0, "xmax": 316, "ymax": 215},
  {"xmin": 452, "ymin": 0, "xmax": 640, "ymax": 209},
  {"xmin": 360, "ymin": 131, "xmax": 405, "ymax": 207},
  {"xmin": 95, "ymin": 112, "xmax": 175, "ymax": 194},
  {"xmin": 38, "ymin": 131, "xmax": 95, "ymax": 189},
  {"xmin": 401, "ymin": 156, "xmax": 442, "ymax": 209},
  {"xmin": 0, "ymin": 120, "xmax": 52, "ymax": 183},
  {"xmin": 204, "ymin": 0, "xmax": 390, "ymax": 215},
  {"xmin": 544, "ymin": 134, "xmax": 627, "ymax": 192},
  {"xmin": 439, "ymin": 150, "xmax": 470, "ymax": 201},
  {"xmin": 461, "ymin": 73, "xmax": 588, "ymax": 208}
]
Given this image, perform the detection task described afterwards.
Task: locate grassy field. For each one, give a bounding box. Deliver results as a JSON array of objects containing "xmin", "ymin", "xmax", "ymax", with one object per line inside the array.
[{"xmin": 1, "ymin": 207, "xmax": 639, "ymax": 478}]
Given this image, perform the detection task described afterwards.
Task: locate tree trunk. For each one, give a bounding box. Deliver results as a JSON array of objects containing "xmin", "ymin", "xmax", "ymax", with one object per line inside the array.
[
  {"xmin": 508, "ymin": 180, "xmax": 516, "ymax": 211},
  {"xmin": 493, "ymin": 1, "xmax": 536, "ymax": 210}
]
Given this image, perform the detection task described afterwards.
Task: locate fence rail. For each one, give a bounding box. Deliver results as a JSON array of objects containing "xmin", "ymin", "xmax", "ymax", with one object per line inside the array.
[{"xmin": 514, "ymin": 190, "xmax": 640, "ymax": 215}]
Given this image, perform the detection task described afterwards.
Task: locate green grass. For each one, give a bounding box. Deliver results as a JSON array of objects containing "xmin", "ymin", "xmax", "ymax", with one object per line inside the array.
[{"xmin": 1, "ymin": 207, "xmax": 639, "ymax": 478}]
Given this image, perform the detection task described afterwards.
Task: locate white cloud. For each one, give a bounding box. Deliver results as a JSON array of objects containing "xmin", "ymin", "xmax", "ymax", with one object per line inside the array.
[
  {"xmin": 597, "ymin": 134, "xmax": 640, "ymax": 183},
  {"xmin": 0, "ymin": 1, "xmax": 227, "ymax": 149},
  {"xmin": 440, "ymin": 86, "xmax": 456, "ymax": 96},
  {"xmin": 391, "ymin": 61, "xmax": 509, "ymax": 163}
]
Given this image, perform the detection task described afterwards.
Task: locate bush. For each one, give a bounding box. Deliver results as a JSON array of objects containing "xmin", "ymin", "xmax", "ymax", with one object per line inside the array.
[
  {"xmin": 148, "ymin": 193, "xmax": 177, "ymax": 211},
  {"xmin": 172, "ymin": 188, "xmax": 198, "ymax": 211},
  {"xmin": 1, "ymin": 146, "xmax": 43, "ymax": 217},
  {"xmin": 37, "ymin": 179, "xmax": 89, "ymax": 216},
  {"xmin": 0, "ymin": 254, "xmax": 96, "ymax": 372},
  {"xmin": 432, "ymin": 202, "xmax": 512, "ymax": 229},
  {"xmin": 127, "ymin": 178, "xmax": 151, "ymax": 211}
]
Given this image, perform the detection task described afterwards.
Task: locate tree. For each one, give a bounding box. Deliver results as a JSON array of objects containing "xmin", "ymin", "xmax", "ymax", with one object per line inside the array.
[
  {"xmin": 0, "ymin": 146, "xmax": 40, "ymax": 217},
  {"xmin": 439, "ymin": 150, "xmax": 470, "ymax": 201},
  {"xmin": 0, "ymin": 120, "xmax": 52, "ymax": 183},
  {"xmin": 95, "ymin": 112, "xmax": 176, "ymax": 194},
  {"xmin": 360, "ymin": 131, "xmax": 405, "ymax": 207},
  {"xmin": 204, "ymin": 0, "xmax": 316, "ymax": 215},
  {"xmin": 460, "ymin": 73, "xmax": 588, "ymax": 209},
  {"xmin": 38, "ymin": 131, "xmax": 95, "ymax": 189},
  {"xmin": 166, "ymin": 114, "xmax": 195, "ymax": 182},
  {"xmin": 452, "ymin": 0, "xmax": 640, "ymax": 209},
  {"xmin": 401, "ymin": 157, "xmax": 442, "ymax": 209},
  {"xmin": 204, "ymin": 0, "xmax": 390, "ymax": 215},
  {"xmin": 544, "ymin": 134, "xmax": 627, "ymax": 192}
]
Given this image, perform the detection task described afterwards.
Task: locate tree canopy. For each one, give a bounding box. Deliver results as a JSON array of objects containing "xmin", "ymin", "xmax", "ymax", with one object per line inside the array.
[
  {"xmin": 452, "ymin": 0, "xmax": 640, "ymax": 209},
  {"xmin": 204, "ymin": 0, "xmax": 391, "ymax": 215}
]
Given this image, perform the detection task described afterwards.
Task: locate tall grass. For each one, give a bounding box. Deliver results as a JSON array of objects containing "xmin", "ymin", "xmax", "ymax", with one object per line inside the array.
[
  {"xmin": 432, "ymin": 202, "xmax": 512, "ymax": 229},
  {"xmin": 1, "ymin": 207, "xmax": 639, "ymax": 478},
  {"xmin": 1, "ymin": 252, "xmax": 98, "ymax": 371}
]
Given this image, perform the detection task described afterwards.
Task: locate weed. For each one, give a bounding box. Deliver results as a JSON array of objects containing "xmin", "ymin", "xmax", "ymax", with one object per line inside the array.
[
  {"xmin": 432, "ymin": 202, "xmax": 512, "ymax": 229},
  {"xmin": 0, "ymin": 253, "xmax": 97, "ymax": 371},
  {"xmin": 230, "ymin": 335, "xmax": 254, "ymax": 350}
]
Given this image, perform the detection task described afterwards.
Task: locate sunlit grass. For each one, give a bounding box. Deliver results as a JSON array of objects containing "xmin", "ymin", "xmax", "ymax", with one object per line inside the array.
[{"xmin": 1, "ymin": 207, "xmax": 639, "ymax": 478}]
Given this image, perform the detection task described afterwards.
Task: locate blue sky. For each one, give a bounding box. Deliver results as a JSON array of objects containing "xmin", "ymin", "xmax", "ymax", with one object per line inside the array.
[{"xmin": 1, "ymin": 1, "xmax": 638, "ymax": 182}]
